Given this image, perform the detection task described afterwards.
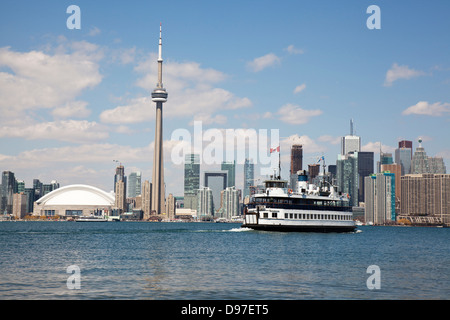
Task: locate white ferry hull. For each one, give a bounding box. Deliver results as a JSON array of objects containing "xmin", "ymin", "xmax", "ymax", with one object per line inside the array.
[
  {"xmin": 242, "ymin": 222, "xmax": 356, "ymax": 233},
  {"xmin": 242, "ymin": 213, "xmax": 357, "ymax": 233}
]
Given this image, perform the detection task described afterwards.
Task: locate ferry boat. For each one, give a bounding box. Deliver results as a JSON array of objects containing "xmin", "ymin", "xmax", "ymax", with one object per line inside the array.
[
  {"xmin": 242, "ymin": 169, "xmax": 357, "ymax": 233},
  {"xmin": 76, "ymin": 215, "xmax": 108, "ymax": 222}
]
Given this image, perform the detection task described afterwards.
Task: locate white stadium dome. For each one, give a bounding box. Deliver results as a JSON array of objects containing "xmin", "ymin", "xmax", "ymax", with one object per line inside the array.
[{"xmin": 33, "ymin": 184, "xmax": 115, "ymax": 217}]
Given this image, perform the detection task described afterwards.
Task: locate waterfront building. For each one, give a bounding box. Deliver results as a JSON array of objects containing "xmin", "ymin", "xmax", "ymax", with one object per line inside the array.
[
  {"xmin": 221, "ymin": 161, "xmax": 236, "ymax": 188},
  {"xmin": 204, "ymin": 171, "xmax": 227, "ymax": 214},
  {"xmin": 114, "ymin": 180, "xmax": 126, "ymax": 214},
  {"xmin": 1, "ymin": 171, "xmax": 16, "ymax": 215},
  {"xmin": 128, "ymin": 172, "xmax": 142, "ymax": 198},
  {"xmin": 308, "ymin": 164, "xmax": 320, "ymax": 180},
  {"xmin": 399, "ymin": 174, "xmax": 450, "ymax": 224},
  {"xmin": 219, "ymin": 186, "xmax": 240, "ymax": 220},
  {"xmin": 151, "ymin": 24, "xmax": 168, "ymax": 216},
  {"xmin": 184, "ymin": 154, "xmax": 200, "ymax": 210},
  {"xmin": 33, "ymin": 184, "xmax": 115, "ymax": 217},
  {"xmin": 412, "ymin": 139, "xmax": 446, "ymax": 174},
  {"xmin": 336, "ymin": 153, "xmax": 359, "ymax": 207},
  {"xmin": 165, "ymin": 193, "xmax": 175, "ymax": 221},
  {"xmin": 142, "ymin": 180, "xmax": 152, "ymax": 220},
  {"xmin": 357, "ymin": 151, "xmax": 374, "ymax": 204},
  {"xmin": 244, "ymin": 158, "xmax": 254, "ymax": 200},
  {"xmin": 381, "ymin": 163, "xmax": 402, "ymax": 212},
  {"xmin": 197, "ymin": 186, "xmax": 213, "ymax": 218},
  {"xmin": 364, "ymin": 172, "xmax": 396, "ymax": 225},
  {"xmin": 290, "ymin": 145, "xmax": 303, "ymax": 189},
  {"xmin": 24, "ymin": 188, "xmax": 35, "ymax": 214},
  {"xmin": 13, "ymin": 193, "xmax": 28, "ymax": 219}
]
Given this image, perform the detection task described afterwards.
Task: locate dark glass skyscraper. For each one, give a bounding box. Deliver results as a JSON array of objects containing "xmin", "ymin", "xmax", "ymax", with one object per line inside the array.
[
  {"xmin": 357, "ymin": 151, "xmax": 374, "ymax": 203},
  {"xmin": 1, "ymin": 171, "xmax": 16, "ymax": 215},
  {"xmin": 244, "ymin": 158, "xmax": 254, "ymax": 199},
  {"xmin": 221, "ymin": 161, "xmax": 236, "ymax": 188},
  {"xmin": 184, "ymin": 154, "xmax": 200, "ymax": 209}
]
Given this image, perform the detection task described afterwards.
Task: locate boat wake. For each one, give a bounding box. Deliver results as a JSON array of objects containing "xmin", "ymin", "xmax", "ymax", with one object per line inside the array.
[{"xmin": 227, "ymin": 227, "xmax": 252, "ymax": 232}]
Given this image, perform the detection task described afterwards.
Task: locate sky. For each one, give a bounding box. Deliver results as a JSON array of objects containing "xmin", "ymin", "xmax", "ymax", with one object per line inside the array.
[{"xmin": 0, "ymin": 0, "xmax": 449, "ymax": 197}]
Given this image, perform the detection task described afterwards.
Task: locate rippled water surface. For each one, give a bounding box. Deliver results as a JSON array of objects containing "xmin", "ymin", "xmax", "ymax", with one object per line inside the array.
[{"xmin": 0, "ymin": 221, "xmax": 448, "ymax": 299}]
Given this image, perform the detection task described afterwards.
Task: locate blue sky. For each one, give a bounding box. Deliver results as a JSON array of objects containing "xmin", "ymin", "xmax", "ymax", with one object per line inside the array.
[{"xmin": 1, "ymin": 0, "xmax": 449, "ymax": 196}]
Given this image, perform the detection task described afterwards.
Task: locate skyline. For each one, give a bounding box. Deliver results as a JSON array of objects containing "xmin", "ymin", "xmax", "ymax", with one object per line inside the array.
[{"xmin": 1, "ymin": 1, "xmax": 449, "ymax": 196}]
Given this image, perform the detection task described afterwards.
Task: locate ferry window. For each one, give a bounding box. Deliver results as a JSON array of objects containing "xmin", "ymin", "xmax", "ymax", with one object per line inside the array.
[
  {"xmin": 285, "ymin": 213, "xmax": 288, "ymax": 219},
  {"xmin": 290, "ymin": 213, "xmax": 293, "ymax": 219},
  {"xmin": 272, "ymin": 212, "xmax": 278, "ymax": 218}
]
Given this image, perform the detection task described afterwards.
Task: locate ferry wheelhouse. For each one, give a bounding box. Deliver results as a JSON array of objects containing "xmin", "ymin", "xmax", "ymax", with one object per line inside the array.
[{"xmin": 242, "ymin": 170, "xmax": 356, "ymax": 233}]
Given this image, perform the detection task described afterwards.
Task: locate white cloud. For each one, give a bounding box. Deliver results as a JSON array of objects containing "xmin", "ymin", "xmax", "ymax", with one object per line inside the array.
[
  {"xmin": 384, "ymin": 63, "xmax": 425, "ymax": 86},
  {"xmin": 189, "ymin": 113, "xmax": 227, "ymax": 126},
  {"xmin": 0, "ymin": 44, "xmax": 102, "ymax": 119},
  {"xmin": 88, "ymin": 26, "xmax": 101, "ymax": 37},
  {"xmin": 293, "ymin": 83, "xmax": 306, "ymax": 94},
  {"xmin": 0, "ymin": 120, "xmax": 109, "ymax": 143},
  {"xmin": 277, "ymin": 103, "xmax": 322, "ymax": 125},
  {"xmin": 247, "ymin": 53, "xmax": 281, "ymax": 72},
  {"xmin": 100, "ymin": 55, "xmax": 251, "ymax": 124},
  {"xmin": 285, "ymin": 45, "xmax": 304, "ymax": 55},
  {"xmin": 51, "ymin": 101, "xmax": 91, "ymax": 119},
  {"xmin": 402, "ymin": 101, "xmax": 450, "ymax": 116},
  {"xmin": 362, "ymin": 142, "xmax": 395, "ymax": 154},
  {"xmin": 318, "ymin": 135, "xmax": 341, "ymax": 145},
  {"xmin": 281, "ymin": 134, "xmax": 326, "ymax": 154}
]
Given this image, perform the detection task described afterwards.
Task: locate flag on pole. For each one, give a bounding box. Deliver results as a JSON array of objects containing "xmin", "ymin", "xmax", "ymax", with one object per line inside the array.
[{"xmin": 270, "ymin": 146, "xmax": 280, "ymax": 153}]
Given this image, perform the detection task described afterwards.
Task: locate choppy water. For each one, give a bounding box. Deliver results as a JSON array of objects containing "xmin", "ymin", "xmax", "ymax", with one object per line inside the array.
[{"xmin": 0, "ymin": 221, "xmax": 448, "ymax": 300}]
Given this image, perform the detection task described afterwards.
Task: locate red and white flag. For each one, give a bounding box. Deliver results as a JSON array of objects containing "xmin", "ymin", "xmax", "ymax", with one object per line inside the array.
[{"xmin": 270, "ymin": 146, "xmax": 280, "ymax": 153}]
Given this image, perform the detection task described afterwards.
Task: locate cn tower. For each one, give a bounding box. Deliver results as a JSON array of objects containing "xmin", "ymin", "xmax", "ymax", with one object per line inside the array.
[{"xmin": 151, "ymin": 23, "xmax": 168, "ymax": 215}]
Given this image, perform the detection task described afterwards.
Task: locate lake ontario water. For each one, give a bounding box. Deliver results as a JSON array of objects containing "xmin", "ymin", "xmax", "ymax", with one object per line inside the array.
[{"xmin": 0, "ymin": 221, "xmax": 448, "ymax": 300}]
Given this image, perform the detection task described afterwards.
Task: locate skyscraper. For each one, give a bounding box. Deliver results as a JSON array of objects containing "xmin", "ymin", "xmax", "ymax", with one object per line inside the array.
[
  {"xmin": 411, "ymin": 138, "xmax": 446, "ymax": 174},
  {"xmin": 114, "ymin": 165, "xmax": 126, "ymax": 193},
  {"xmin": 244, "ymin": 158, "xmax": 254, "ymax": 199},
  {"xmin": 364, "ymin": 172, "xmax": 396, "ymax": 225},
  {"xmin": 128, "ymin": 172, "xmax": 142, "ymax": 198},
  {"xmin": 221, "ymin": 161, "xmax": 236, "ymax": 188},
  {"xmin": 395, "ymin": 145, "xmax": 412, "ymax": 176},
  {"xmin": 336, "ymin": 153, "xmax": 359, "ymax": 207},
  {"xmin": 357, "ymin": 151, "xmax": 374, "ymax": 204},
  {"xmin": 341, "ymin": 119, "xmax": 361, "ymax": 156},
  {"xmin": 151, "ymin": 24, "xmax": 168, "ymax": 215},
  {"xmin": 219, "ymin": 186, "xmax": 240, "ymax": 220},
  {"xmin": 381, "ymin": 163, "xmax": 401, "ymax": 212},
  {"xmin": 290, "ymin": 145, "xmax": 303, "ymax": 189},
  {"xmin": 184, "ymin": 154, "xmax": 200, "ymax": 210},
  {"xmin": 1, "ymin": 171, "xmax": 16, "ymax": 215},
  {"xmin": 142, "ymin": 180, "xmax": 152, "ymax": 219},
  {"xmin": 197, "ymin": 186, "xmax": 213, "ymax": 218},
  {"xmin": 400, "ymin": 174, "xmax": 450, "ymax": 224}
]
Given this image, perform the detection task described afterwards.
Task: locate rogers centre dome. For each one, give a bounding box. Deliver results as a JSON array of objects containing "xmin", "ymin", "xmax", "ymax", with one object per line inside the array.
[{"xmin": 33, "ymin": 184, "xmax": 115, "ymax": 217}]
